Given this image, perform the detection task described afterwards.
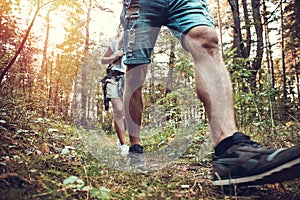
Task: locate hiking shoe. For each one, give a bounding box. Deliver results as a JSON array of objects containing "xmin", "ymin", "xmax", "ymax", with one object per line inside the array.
[
  {"xmin": 127, "ymin": 144, "xmax": 147, "ymax": 172},
  {"xmin": 212, "ymin": 132, "xmax": 300, "ymax": 186}
]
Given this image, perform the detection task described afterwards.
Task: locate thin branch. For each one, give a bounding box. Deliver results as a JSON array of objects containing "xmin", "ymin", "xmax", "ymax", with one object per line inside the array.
[{"xmin": 0, "ymin": 172, "xmax": 32, "ymax": 184}]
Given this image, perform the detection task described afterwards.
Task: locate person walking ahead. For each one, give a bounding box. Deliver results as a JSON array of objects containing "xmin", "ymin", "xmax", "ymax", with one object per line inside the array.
[{"xmin": 101, "ymin": 32, "xmax": 129, "ymax": 156}]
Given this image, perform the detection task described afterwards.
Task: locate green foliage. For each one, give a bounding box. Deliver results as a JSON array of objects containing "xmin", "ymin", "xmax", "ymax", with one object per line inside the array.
[
  {"xmin": 1, "ymin": 84, "xmax": 300, "ymax": 199},
  {"xmin": 99, "ymin": 111, "xmax": 115, "ymax": 134},
  {"xmin": 225, "ymin": 47, "xmax": 290, "ymax": 128},
  {"xmin": 0, "ymin": 0, "xmax": 18, "ymax": 58},
  {"xmin": 63, "ymin": 176, "xmax": 85, "ymax": 189},
  {"xmin": 156, "ymin": 91, "xmax": 184, "ymax": 126},
  {"xmin": 90, "ymin": 187, "xmax": 111, "ymax": 200},
  {"xmin": 175, "ymin": 56, "xmax": 194, "ymax": 82}
]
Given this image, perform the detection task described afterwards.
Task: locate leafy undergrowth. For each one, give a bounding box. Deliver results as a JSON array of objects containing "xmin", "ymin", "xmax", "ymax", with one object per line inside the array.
[{"xmin": 0, "ymin": 116, "xmax": 300, "ymax": 200}]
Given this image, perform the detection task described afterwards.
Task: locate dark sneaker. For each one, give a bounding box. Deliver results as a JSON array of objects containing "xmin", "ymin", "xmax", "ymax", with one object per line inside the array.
[
  {"xmin": 212, "ymin": 132, "xmax": 300, "ymax": 186},
  {"xmin": 127, "ymin": 144, "xmax": 147, "ymax": 172}
]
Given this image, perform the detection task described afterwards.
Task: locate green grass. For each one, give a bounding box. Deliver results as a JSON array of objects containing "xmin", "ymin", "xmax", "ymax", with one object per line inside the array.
[{"xmin": 0, "ymin": 117, "xmax": 299, "ymax": 199}]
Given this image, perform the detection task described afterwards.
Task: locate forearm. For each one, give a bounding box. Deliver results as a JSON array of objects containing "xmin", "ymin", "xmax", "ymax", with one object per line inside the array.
[{"xmin": 101, "ymin": 54, "xmax": 120, "ymax": 64}]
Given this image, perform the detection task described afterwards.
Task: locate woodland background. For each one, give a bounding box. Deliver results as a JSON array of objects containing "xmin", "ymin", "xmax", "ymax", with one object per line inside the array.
[{"xmin": 0, "ymin": 0, "xmax": 299, "ymax": 199}]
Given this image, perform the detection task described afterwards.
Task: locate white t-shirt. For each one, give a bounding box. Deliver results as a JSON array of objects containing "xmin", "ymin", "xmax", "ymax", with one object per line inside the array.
[{"xmin": 109, "ymin": 39, "xmax": 126, "ymax": 73}]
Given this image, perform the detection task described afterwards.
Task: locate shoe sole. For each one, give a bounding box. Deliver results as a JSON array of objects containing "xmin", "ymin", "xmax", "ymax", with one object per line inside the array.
[
  {"xmin": 213, "ymin": 157, "xmax": 300, "ymax": 186},
  {"xmin": 126, "ymin": 153, "xmax": 148, "ymax": 173}
]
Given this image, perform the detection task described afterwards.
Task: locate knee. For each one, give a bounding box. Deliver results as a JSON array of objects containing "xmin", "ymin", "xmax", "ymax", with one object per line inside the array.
[
  {"xmin": 184, "ymin": 26, "xmax": 219, "ymax": 56},
  {"xmin": 113, "ymin": 109, "xmax": 124, "ymax": 119}
]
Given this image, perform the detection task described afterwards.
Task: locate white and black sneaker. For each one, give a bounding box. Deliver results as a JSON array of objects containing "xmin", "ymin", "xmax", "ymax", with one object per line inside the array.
[{"xmin": 212, "ymin": 132, "xmax": 300, "ymax": 186}]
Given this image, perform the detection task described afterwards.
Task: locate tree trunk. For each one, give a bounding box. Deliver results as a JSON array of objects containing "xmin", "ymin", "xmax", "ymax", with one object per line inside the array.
[
  {"xmin": 280, "ymin": 0, "xmax": 287, "ymax": 110},
  {"xmin": 228, "ymin": 0, "xmax": 243, "ymax": 58},
  {"xmin": 80, "ymin": 0, "xmax": 92, "ymax": 127},
  {"xmin": 242, "ymin": 0, "xmax": 251, "ymax": 58},
  {"xmin": 262, "ymin": 0, "xmax": 275, "ymax": 88},
  {"xmin": 250, "ymin": 0, "xmax": 264, "ymax": 90},
  {"xmin": 165, "ymin": 39, "xmax": 175, "ymax": 95},
  {"xmin": 0, "ymin": 1, "xmax": 40, "ymax": 85},
  {"xmin": 295, "ymin": 57, "xmax": 300, "ymax": 107},
  {"xmin": 295, "ymin": 0, "xmax": 300, "ymax": 107},
  {"xmin": 48, "ymin": 53, "xmax": 54, "ymax": 115},
  {"xmin": 40, "ymin": 9, "xmax": 52, "ymax": 117}
]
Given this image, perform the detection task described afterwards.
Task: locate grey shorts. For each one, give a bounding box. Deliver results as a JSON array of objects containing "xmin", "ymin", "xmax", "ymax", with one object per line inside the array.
[
  {"xmin": 121, "ymin": 0, "xmax": 214, "ymax": 65},
  {"xmin": 106, "ymin": 76, "xmax": 125, "ymax": 98}
]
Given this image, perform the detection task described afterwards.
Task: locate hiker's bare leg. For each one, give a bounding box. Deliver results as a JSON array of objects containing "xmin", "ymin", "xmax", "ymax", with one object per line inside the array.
[
  {"xmin": 183, "ymin": 26, "xmax": 238, "ymax": 146},
  {"xmin": 111, "ymin": 98, "xmax": 126, "ymax": 145},
  {"xmin": 124, "ymin": 64, "xmax": 148, "ymax": 146}
]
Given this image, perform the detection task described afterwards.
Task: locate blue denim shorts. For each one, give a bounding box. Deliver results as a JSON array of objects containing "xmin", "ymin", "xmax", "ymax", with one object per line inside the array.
[{"xmin": 121, "ymin": 0, "xmax": 214, "ymax": 65}]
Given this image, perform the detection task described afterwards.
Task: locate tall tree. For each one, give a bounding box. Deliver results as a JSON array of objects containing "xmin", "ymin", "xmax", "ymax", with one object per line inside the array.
[
  {"xmin": 250, "ymin": 0, "xmax": 264, "ymax": 89},
  {"xmin": 59, "ymin": 2, "xmax": 86, "ymax": 125},
  {"xmin": 80, "ymin": 0, "xmax": 93, "ymax": 127},
  {"xmin": 228, "ymin": 0, "xmax": 244, "ymax": 58},
  {"xmin": 0, "ymin": 0, "xmax": 18, "ymax": 62},
  {"xmin": 0, "ymin": 0, "xmax": 41, "ymax": 85},
  {"xmin": 242, "ymin": 0, "xmax": 251, "ymax": 58},
  {"xmin": 262, "ymin": 0, "xmax": 276, "ymax": 88},
  {"xmin": 282, "ymin": 0, "xmax": 300, "ymax": 117}
]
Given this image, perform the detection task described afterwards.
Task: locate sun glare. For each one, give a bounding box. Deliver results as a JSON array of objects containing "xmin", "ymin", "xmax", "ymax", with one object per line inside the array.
[{"xmin": 17, "ymin": 1, "xmax": 122, "ymax": 49}]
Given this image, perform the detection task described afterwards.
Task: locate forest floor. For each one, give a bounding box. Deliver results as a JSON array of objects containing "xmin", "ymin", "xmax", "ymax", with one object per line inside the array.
[{"xmin": 0, "ymin": 116, "xmax": 300, "ymax": 200}]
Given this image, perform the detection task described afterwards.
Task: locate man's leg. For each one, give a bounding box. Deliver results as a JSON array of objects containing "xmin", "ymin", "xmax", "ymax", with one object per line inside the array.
[
  {"xmin": 123, "ymin": 64, "xmax": 148, "ymax": 146},
  {"xmin": 183, "ymin": 26, "xmax": 238, "ymax": 146},
  {"xmin": 123, "ymin": 64, "xmax": 148, "ymax": 171},
  {"xmin": 183, "ymin": 25, "xmax": 300, "ymax": 186}
]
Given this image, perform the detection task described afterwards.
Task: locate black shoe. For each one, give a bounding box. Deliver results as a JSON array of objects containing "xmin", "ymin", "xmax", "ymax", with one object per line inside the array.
[
  {"xmin": 212, "ymin": 132, "xmax": 300, "ymax": 186},
  {"xmin": 127, "ymin": 144, "xmax": 147, "ymax": 172}
]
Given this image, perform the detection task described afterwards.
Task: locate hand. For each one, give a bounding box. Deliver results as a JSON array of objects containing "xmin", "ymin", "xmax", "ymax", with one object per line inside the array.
[{"xmin": 114, "ymin": 50, "xmax": 124, "ymax": 57}]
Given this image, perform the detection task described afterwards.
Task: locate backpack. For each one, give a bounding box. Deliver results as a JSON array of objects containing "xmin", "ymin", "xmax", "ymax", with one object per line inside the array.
[{"xmin": 101, "ymin": 64, "xmax": 113, "ymax": 111}]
